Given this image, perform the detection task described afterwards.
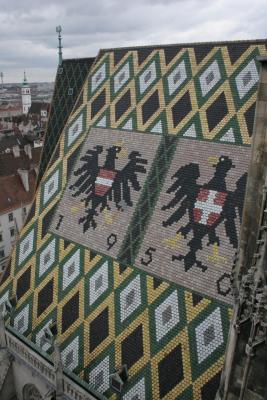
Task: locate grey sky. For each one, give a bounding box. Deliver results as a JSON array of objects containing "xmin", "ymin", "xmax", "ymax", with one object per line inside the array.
[{"xmin": 0, "ymin": 0, "xmax": 266, "ymax": 82}]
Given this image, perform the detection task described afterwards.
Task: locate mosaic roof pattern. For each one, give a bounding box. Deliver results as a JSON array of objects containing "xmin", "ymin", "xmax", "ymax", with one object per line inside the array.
[
  {"xmin": 36, "ymin": 57, "xmax": 95, "ymax": 186},
  {"xmin": 1, "ymin": 40, "xmax": 267, "ymax": 400}
]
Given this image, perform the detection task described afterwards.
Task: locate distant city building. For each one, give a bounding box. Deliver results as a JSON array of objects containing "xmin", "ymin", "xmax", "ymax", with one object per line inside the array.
[
  {"xmin": 0, "ymin": 132, "xmax": 35, "ymax": 153},
  {"xmin": 0, "ymin": 103, "xmax": 22, "ymax": 119},
  {"xmin": 0, "ymin": 73, "xmax": 53, "ymax": 133},
  {"xmin": 28, "ymin": 101, "xmax": 50, "ymax": 121},
  {"xmin": 21, "ymin": 72, "xmax": 32, "ymax": 114},
  {"xmin": 0, "ymin": 97, "xmax": 48, "ymax": 138},
  {"xmin": 0, "ymin": 176, "xmax": 32, "ymax": 271},
  {"xmin": 0, "ymin": 141, "xmax": 42, "ymax": 271},
  {"xmin": 0, "ymin": 76, "xmax": 45, "ymax": 273}
]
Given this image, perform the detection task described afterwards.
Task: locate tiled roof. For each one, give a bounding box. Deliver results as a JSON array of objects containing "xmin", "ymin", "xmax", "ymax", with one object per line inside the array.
[
  {"xmin": 0, "ymin": 104, "xmax": 22, "ymax": 112},
  {"xmin": 1, "ymin": 39, "xmax": 267, "ymax": 400},
  {"xmin": 36, "ymin": 57, "xmax": 95, "ymax": 186},
  {"xmin": 0, "ymin": 134, "xmax": 29, "ymax": 152},
  {"xmin": 29, "ymin": 102, "xmax": 50, "ymax": 115},
  {"xmin": 10, "ymin": 115, "xmax": 28, "ymax": 124},
  {"xmin": 0, "ymin": 171, "xmax": 36, "ymax": 214},
  {"xmin": 0, "ymin": 148, "xmax": 41, "ymax": 176}
]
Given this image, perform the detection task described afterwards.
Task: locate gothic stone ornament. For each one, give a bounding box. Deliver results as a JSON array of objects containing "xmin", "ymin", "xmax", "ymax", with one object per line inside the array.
[
  {"xmin": 23, "ymin": 384, "xmax": 42, "ymax": 400},
  {"xmin": 136, "ymin": 139, "xmax": 250, "ymax": 304},
  {"xmin": 51, "ymin": 127, "xmax": 161, "ymax": 259}
]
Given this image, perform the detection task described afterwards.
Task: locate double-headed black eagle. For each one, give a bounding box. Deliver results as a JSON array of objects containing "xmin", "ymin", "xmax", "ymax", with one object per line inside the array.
[
  {"xmin": 70, "ymin": 145, "xmax": 147, "ymax": 231},
  {"xmin": 162, "ymin": 155, "xmax": 247, "ymax": 272}
]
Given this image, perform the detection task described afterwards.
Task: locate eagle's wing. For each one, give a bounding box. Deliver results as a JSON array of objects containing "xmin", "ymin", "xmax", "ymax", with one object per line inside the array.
[
  {"xmin": 111, "ymin": 151, "xmax": 147, "ymax": 208},
  {"xmin": 70, "ymin": 147, "xmax": 101, "ymax": 203},
  {"xmin": 233, "ymin": 172, "xmax": 247, "ymax": 220},
  {"xmin": 162, "ymin": 163, "xmax": 200, "ymax": 210},
  {"xmin": 224, "ymin": 172, "xmax": 247, "ymax": 249}
]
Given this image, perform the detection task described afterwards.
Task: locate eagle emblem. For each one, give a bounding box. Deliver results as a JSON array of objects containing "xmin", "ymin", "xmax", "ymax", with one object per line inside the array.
[
  {"xmin": 162, "ymin": 155, "xmax": 247, "ymax": 272},
  {"xmin": 70, "ymin": 145, "xmax": 147, "ymax": 231}
]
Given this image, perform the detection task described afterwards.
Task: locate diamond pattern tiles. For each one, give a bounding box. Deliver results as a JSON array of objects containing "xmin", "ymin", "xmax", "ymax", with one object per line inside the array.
[
  {"xmin": 8, "ymin": 250, "xmax": 232, "ymax": 398},
  {"xmin": 155, "ymin": 290, "xmax": 179, "ymax": 342},
  {"xmin": 89, "ymin": 261, "xmax": 109, "ymax": 306},
  {"xmin": 122, "ymin": 377, "xmax": 146, "ymax": 400},
  {"xmin": 235, "ymin": 59, "xmax": 259, "ymax": 100},
  {"xmin": 163, "ymin": 50, "xmax": 192, "ymax": 103},
  {"xmin": 37, "ymin": 278, "xmax": 54, "ymax": 317},
  {"xmin": 83, "ymin": 42, "xmax": 266, "ymax": 142},
  {"xmin": 43, "ymin": 170, "xmax": 60, "ymax": 205},
  {"xmin": 65, "ymin": 107, "xmax": 86, "ymax": 150},
  {"xmin": 38, "ymin": 238, "xmax": 57, "ymax": 278},
  {"xmin": 62, "ymin": 249, "xmax": 81, "ymax": 291},
  {"xmin": 41, "ymin": 164, "xmax": 62, "ymax": 210},
  {"xmin": 16, "ymin": 266, "xmax": 31, "ymax": 300},
  {"xmin": 167, "ymin": 60, "xmax": 187, "ymax": 96},
  {"xmin": 35, "ymin": 318, "xmax": 53, "ymax": 352},
  {"xmin": 195, "ymin": 307, "xmax": 224, "ymax": 364},
  {"xmin": 90, "ymin": 60, "xmax": 108, "ymax": 94},
  {"xmin": 158, "ymin": 343, "xmax": 184, "ymax": 397},
  {"xmin": 172, "ymin": 91, "xmax": 192, "ymax": 127},
  {"xmin": 115, "ymin": 89, "xmax": 131, "ymax": 121},
  {"xmin": 89, "ymin": 355, "xmax": 110, "ymax": 394},
  {"xmin": 121, "ymin": 324, "xmax": 144, "ymax": 368},
  {"xmin": 7, "ymin": 233, "xmax": 232, "ymax": 399},
  {"xmin": 91, "ymin": 89, "xmax": 106, "ymax": 119},
  {"xmin": 138, "ymin": 60, "xmax": 157, "ymax": 95},
  {"xmin": 14, "ymin": 303, "xmax": 30, "ymax": 334},
  {"xmin": 118, "ymin": 42, "xmax": 266, "ymax": 144},
  {"xmin": 199, "ymin": 60, "xmax": 221, "ymax": 97},
  {"xmin": 90, "ymin": 307, "xmax": 109, "ymax": 352},
  {"xmin": 206, "ymin": 92, "xmax": 228, "ymax": 131},
  {"xmin": 61, "ymin": 291, "xmax": 80, "ymax": 333},
  {"xmin": 114, "ymin": 62, "xmax": 130, "ymax": 94},
  {"xmin": 62, "ymin": 335, "xmax": 80, "ymax": 371},
  {"xmin": 1, "ymin": 40, "xmax": 267, "ymax": 400},
  {"xmin": 119, "ymin": 275, "xmax": 142, "ymax": 322},
  {"xmin": 142, "ymin": 90, "xmax": 160, "ymax": 124},
  {"xmin": 194, "ymin": 50, "xmax": 227, "ymax": 108},
  {"xmin": 17, "ymin": 227, "xmax": 35, "ymax": 267}
]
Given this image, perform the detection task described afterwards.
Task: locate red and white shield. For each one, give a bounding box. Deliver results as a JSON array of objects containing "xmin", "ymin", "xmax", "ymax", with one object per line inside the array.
[
  {"xmin": 95, "ymin": 168, "xmax": 117, "ymax": 196},
  {"xmin": 193, "ymin": 189, "xmax": 227, "ymax": 226}
]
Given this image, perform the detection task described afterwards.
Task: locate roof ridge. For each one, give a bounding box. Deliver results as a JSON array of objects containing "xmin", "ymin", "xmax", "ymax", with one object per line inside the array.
[
  {"xmin": 62, "ymin": 57, "xmax": 95, "ymax": 62},
  {"xmin": 99, "ymin": 38, "xmax": 267, "ymax": 53}
]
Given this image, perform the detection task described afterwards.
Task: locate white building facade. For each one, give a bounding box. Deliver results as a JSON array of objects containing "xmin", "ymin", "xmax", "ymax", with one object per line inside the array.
[
  {"xmin": 0, "ymin": 204, "xmax": 30, "ymax": 271},
  {"xmin": 21, "ymin": 72, "xmax": 32, "ymax": 115}
]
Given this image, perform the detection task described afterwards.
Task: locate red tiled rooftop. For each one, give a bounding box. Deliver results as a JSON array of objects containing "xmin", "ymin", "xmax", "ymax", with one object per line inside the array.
[
  {"xmin": 0, "ymin": 171, "xmax": 36, "ymax": 214},
  {"xmin": 0, "ymin": 148, "xmax": 41, "ymax": 176}
]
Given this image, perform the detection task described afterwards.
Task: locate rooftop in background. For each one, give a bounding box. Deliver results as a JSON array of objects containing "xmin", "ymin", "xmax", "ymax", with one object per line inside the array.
[
  {"xmin": 0, "ymin": 133, "xmax": 29, "ymax": 152},
  {"xmin": 0, "ymin": 131, "xmax": 43, "ymax": 151},
  {"xmin": 28, "ymin": 102, "xmax": 50, "ymax": 115},
  {"xmin": 0, "ymin": 147, "xmax": 41, "ymax": 176},
  {"xmin": 0, "ymin": 171, "xmax": 36, "ymax": 214}
]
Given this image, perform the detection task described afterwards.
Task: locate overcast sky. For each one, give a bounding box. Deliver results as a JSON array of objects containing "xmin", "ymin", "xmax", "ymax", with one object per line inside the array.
[{"xmin": 0, "ymin": 0, "xmax": 266, "ymax": 83}]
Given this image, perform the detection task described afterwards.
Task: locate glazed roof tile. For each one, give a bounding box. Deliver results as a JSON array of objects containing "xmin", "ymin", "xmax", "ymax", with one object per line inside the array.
[{"xmin": 36, "ymin": 57, "xmax": 95, "ymax": 186}]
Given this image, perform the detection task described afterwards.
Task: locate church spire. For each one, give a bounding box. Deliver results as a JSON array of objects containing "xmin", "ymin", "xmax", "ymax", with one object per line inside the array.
[
  {"xmin": 56, "ymin": 25, "xmax": 63, "ymax": 66},
  {"xmin": 23, "ymin": 70, "xmax": 29, "ymax": 86}
]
